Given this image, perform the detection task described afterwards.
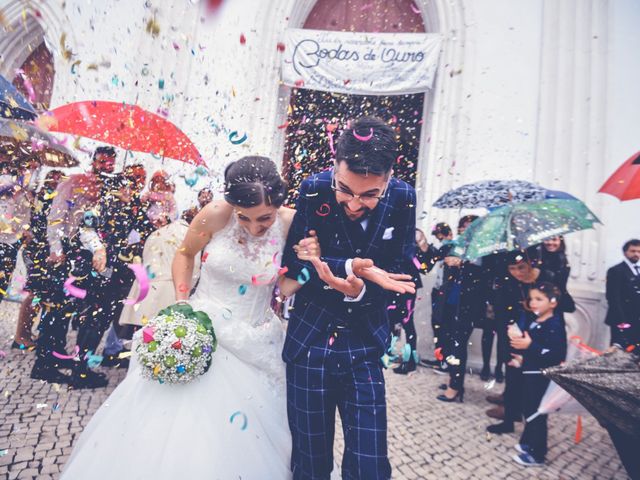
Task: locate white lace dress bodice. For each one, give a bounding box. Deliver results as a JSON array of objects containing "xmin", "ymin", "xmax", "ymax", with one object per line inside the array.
[{"xmin": 190, "ymin": 212, "xmax": 286, "ymax": 389}]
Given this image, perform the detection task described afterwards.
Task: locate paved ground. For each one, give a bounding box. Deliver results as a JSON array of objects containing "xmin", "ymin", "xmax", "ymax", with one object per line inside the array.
[{"xmin": 0, "ymin": 300, "xmax": 629, "ymax": 479}]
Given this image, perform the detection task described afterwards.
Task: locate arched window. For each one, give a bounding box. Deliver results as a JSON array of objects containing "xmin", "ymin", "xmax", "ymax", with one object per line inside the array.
[{"xmin": 282, "ymin": 0, "xmax": 428, "ymax": 205}]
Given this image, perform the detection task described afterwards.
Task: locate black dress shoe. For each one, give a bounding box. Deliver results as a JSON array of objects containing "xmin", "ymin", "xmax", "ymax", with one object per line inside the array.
[
  {"xmin": 438, "ymin": 383, "xmax": 447, "ymax": 390},
  {"xmin": 101, "ymin": 352, "xmax": 130, "ymax": 368},
  {"xmin": 70, "ymin": 369, "xmax": 109, "ymax": 389},
  {"xmin": 486, "ymin": 421, "xmax": 514, "ymax": 434},
  {"xmin": 393, "ymin": 360, "xmax": 417, "ymax": 375},
  {"xmin": 30, "ymin": 367, "xmax": 71, "ymax": 384},
  {"xmin": 495, "ymin": 368, "xmax": 504, "ymax": 383},
  {"xmin": 420, "ymin": 358, "xmax": 441, "ymax": 367},
  {"xmin": 480, "ymin": 367, "xmax": 491, "ymax": 381},
  {"xmin": 437, "ymin": 388, "xmax": 464, "ymax": 403}
]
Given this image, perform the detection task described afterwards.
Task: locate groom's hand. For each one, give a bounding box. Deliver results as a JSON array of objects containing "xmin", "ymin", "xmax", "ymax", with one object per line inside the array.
[
  {"xmin": 294, "ymin": 230, "xmax": 321, "ymax": 261},
  {"xmin": 352, "ymin": 258, "xmax": 416, "ymax": 294},
  {"xmin": 310, "ymin": 257, "xmax": 364, "ymax": 298}
]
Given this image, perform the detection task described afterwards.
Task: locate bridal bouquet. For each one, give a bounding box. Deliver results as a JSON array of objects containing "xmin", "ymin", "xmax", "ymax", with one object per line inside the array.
[{"xmin": 136, "ymin": 303, "xmax": 217, "ymax": 384}]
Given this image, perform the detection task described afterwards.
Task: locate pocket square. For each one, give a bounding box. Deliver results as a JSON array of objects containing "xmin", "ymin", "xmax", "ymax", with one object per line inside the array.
[{"xmin": 382, "ymin": 227, "xmax": 395, "ymax": 240}]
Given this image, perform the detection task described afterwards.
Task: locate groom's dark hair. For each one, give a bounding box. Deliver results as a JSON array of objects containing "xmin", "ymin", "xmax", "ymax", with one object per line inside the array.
[
  {"xmin": 224, "ymin": 156, "xmax": 287, "ymax": 208},
  {"xmin": 335, "ymin": 116, "xmax": 397, "ymax": 176}
]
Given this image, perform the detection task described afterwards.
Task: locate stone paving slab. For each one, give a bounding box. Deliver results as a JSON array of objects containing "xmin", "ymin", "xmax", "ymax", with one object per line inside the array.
[{"xmin": 0, "ymin": 301, "xmax": 629, "ymax": 479}]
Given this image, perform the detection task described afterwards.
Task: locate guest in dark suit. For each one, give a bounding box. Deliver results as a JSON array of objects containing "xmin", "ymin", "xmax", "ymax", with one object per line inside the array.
[
  {"xmin": 281, "ymin": 116, "xmax": 416, "ymax": 480},
  {"xmin": 387, "ymin": 228, "xmax": 430, "ymax": 375},
  {"xmin": 605, "ymin": 239, "xmax": 640, "ymax": 349},
  {"xmin": 437, "ymin": 215, "xmax": 486, "ymax": 403},
  {"xmin": 13, "ymin": 170, "xmax": 64, "ymax": 349},
  {"xmin": 420, "ymin": 222, "xmax": 453, "ymax": 368}
]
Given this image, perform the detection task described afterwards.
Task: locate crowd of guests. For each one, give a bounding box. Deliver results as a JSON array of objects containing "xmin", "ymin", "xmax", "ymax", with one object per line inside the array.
[
  {"xmin": 400, "ymin": 216, "xmax": 639, "ymax": 468},
  {"xmin": 1, "ymin": 146, "xmax": 638, "ymax": 472},
  {"xmin": 0, "ymin": 147, "xmax": 212, "ymax": 388}
]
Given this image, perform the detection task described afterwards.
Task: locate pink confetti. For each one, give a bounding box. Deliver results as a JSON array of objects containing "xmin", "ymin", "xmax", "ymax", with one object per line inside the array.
[
  {"xmin": 410, "ymin": 2, "xmax": 421, "ymax": 14},
  {"xmin": 251, "ymin": 273, "xmax": 274, "ymax": 286},
  {"xmin": 63, "ymin": 277, "xmax": 87, "ymax": 299},
  {"xmin": 52, "ymin": 345, "xmax": 79, "ymax": 360},
  {"xmin": 15, "ymin": 69, "xmax": 36, "ymax": 103},
  {"xmin": 315, "ymin": 204, "xmax": 331, "ymax": 216},
  {"xmin": 353, "ymin": 128, "xmax": 373, "ymax": 142},
  {"xmin": 617, "ymin": 323, "xmax": 631, "ymax": 329},
  {"xmin": 327, "ymin": 131, "xmax": 336, "ymax": 155},
  {"xmin": 403, "ymin": 299, "xmax": 415, "ymax": 324},
  {"xmin": 412, "ymin": 256, "xmax": 422, "ymax": 270},
  {"xmin": 386, "ymin": 305, "xmax": 397, "ymax": 311},
  {"xmin": 124, "ymin": 264, "xmax": 150, "ymax": 305}
]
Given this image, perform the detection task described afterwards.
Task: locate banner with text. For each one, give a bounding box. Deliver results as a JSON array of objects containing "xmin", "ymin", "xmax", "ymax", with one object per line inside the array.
[{"xmin": 281, "ymin": 29, "xmax": 442, "ymax": 95}]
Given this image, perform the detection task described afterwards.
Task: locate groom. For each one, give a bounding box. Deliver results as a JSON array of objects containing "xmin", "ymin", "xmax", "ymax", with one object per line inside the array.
[{"xmin": 282, "ymin": 116, "xmax": 417, "ymax": 479}]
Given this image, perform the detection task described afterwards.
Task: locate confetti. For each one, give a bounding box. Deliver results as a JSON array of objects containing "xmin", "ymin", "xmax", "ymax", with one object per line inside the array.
[
  {"xmin": 230, "ymin": 411, "xmax": 248, "ymax": 430},
  {"xmin": 353, "ymin": 127, "xmax": 374, "ymax": 142},
  {"xmin": 124, "ymin": 264, "xmax": 150, "ymax": 305},
  {"xmin": 63, "ymin": 277, "xmax": 87, "ymax": 299},
  {"xmin": 52, "ymin": 345, "xmax": 80, "ymax": 360},
  {"xmin": 118, "ymin": 351, "xmax": 133, "ymax": 359},
  {"xmin": 238, "ymin": 285, "xmax": 247, "ymax": 295},
  {"xmin": 229, "ymin": 131, "xmax": 247, "ymax": 144},
  {"xmin": 36, "ymin": 403, "xmax": 48, "ymax": 409},
  {"xmin": 484, "ymin": 379, "xmax": 496, "ymax": 390},
  {"xmin": 297, "ymin": 267, "xmax": 310, "ymax": 285},
  {"xmin": 315, "ymin": 204, "xmax": 330, "ymax": 216}
]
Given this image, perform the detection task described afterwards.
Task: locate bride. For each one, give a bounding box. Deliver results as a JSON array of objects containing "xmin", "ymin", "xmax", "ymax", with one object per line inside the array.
[{"xmin": 61, "ymin": 156, "xmax": 304, "ymax": 479}]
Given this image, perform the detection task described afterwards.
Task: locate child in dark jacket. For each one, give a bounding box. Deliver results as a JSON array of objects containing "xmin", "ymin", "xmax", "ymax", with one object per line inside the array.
[{"xmin": 509, "ymin": 281, "xmax": 567, "ymax": 467}]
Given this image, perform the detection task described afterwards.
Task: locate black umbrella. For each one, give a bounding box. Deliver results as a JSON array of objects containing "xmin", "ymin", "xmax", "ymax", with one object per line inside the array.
[
  {"xmin": 0, "ymin": 74, "xmax": 37, "ymax": 120},
  {"xmin": 543, "ymin": 349, "xmax": 640, "ymax": 437}
]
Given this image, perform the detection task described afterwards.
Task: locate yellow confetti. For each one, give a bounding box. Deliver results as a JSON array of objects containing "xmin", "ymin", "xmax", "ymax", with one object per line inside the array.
[{"xmin": 146, "ymin": 18, "xmax": 160, "ymax": 37}]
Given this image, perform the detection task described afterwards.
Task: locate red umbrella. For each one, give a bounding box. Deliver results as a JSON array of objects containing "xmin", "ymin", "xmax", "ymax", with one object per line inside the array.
[
  {"xmin": 40, "ymin": 101, "xmax": 205, "ymax": 166},
  {"xmin": 598, "ymin": 151, "xmax": 640, "ymax": 201}
]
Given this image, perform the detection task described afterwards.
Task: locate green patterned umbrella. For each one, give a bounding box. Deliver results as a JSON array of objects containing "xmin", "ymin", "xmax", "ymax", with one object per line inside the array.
[{"xmin": 451, "ymin": 198, "xmax": 600, "ymax": 260}]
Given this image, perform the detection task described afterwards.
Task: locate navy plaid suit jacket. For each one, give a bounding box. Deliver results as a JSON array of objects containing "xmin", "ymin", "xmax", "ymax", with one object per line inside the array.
[{"xmin": 282, "ymin": 169, "xmax": 417, "ymax": 363}]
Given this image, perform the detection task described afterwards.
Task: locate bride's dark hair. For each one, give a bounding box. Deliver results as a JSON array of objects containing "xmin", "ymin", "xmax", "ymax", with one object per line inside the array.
[{"xmin": 223, "ymin": 156, "xmax": 287, "ymax": 208}]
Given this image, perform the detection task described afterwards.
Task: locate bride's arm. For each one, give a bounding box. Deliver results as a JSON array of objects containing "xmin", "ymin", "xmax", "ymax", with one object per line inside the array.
[
  {"xmin": 277, "ymin": 207, "xmax": 303, "ymax": 298},
  {"xmin": 172, "ymin": 201, "xmax": 232, "ymax": 301}
]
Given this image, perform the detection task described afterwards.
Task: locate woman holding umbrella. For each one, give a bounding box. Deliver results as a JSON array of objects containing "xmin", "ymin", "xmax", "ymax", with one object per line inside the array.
[{"xmin": 526, "ymin": 236, "xmax": 576, "ymax": 320}]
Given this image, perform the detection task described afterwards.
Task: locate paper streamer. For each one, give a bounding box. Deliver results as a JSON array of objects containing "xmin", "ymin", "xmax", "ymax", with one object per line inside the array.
[
  {"xmin": 63, "ymin": 277, "xmax": 87, "ymax": 299},
  {"xmin": 412, "ymin": 256, "xmax": 422, "ymax": 270},
  {"xmin": 327, "ymin": 131, "xmax": 336, "ymax": 155},
  {"xmin": 353, "ymin": 128, "xmax": 373, "ymax": 142},
  {"xmin": 230, "ymin": 411, "xmax": 248, "ymax": 430},
  {"xmin": 124, "ymin": 264, "xmax": 150, "ymax": 305},
  {"xmin": 228, "ymin": 131, "xmax": 247, "ymax": 144},
  {"xmin": 297, "ymin": 267, "xmax": 310, "ymax": 285},
  {"xmin": 52, "ymin": 345, "xmax": 80, "ymax": 360}
]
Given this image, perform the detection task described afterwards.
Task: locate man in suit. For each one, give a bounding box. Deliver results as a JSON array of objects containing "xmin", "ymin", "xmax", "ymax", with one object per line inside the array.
[
  {"xmin": 605, "ymin": 239, "xmax": 640, "ymax": 349},
  {"xmin": 281, "ymin": 116, "xmax": 416, "ymax": 480}
]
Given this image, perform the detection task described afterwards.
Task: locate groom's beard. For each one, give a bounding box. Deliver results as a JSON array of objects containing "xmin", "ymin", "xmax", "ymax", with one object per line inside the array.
[{"xmin": 340, "ymin": 201, "xmax": 372, "ymax": 222}]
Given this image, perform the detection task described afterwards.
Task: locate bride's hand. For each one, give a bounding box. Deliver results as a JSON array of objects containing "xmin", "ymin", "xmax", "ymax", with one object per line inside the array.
[
  {"xmin": 293, "ymin": 230, "xmax": 321, "ymax": 261},
  {"xmin": 310, "ymin": 257, "xmax": 364, "ymax": 298},
  {"xmin": 352, "ymin": 258, "xmax": 416, "ymax": 294}
]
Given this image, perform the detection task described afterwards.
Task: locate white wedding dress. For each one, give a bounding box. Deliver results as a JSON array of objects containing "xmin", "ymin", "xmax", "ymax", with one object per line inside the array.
[{"xmin": 61, "ymin": 213, "xmax": 292, "ymax": 479}]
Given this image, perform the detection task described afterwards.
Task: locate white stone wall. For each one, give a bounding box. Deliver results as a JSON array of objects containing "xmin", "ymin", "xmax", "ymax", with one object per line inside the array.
[{"xmin": 2, "ymin": 0, "xmax": 638, "ymax": 355}]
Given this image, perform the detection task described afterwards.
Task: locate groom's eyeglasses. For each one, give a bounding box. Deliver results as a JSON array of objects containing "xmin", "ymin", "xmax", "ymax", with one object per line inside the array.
[{"xmin": 331, "ymin": 173, "xmax": 389, "ymax": 207}]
